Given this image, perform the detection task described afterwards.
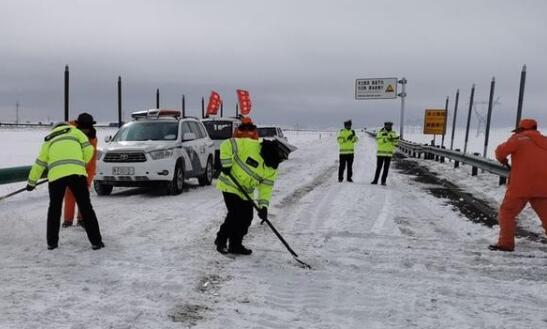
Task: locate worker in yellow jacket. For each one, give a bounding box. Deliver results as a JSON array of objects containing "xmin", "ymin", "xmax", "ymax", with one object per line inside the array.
[
  {"xmin": 27, "ymin": 122, "xmax": 104, "ymax": 250},
  {"xmin": 371, "ymin": 121, "xmax": 399, "ymax": 185},
  {"xmin": 215, "ymin": 137, "xmax": 296, "ymax": 255},
  {"xmin": 337, "ymin": 120, "xmax": 358, "ymax": 182}
]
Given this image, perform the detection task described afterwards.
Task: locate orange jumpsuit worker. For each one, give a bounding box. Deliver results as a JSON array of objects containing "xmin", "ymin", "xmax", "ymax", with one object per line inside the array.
[
  {"xmin": 62, "ymin": 113, "xmax": 98, "ymax": 228},
  {"xmin": 489, "ymin": 118, "xmax": 547, "ymax": 251}
]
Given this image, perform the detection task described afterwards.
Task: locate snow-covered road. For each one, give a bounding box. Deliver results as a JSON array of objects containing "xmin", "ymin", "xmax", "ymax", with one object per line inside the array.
[{"xmin": 1, "ymin": 131, "xmax": 547, "ymax": 329}]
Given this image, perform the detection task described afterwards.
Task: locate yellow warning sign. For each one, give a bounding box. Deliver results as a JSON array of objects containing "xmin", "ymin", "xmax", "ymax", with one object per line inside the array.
[
  {"xmin": 423, "ymin": 109, "xmax": 447, "ymax": 135},
  {"xmin": 385, "ymin": 84, "xmax": 394, "ymax": 93}
]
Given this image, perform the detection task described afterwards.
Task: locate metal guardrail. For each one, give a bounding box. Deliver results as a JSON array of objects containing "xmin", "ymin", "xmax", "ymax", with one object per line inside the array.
[
  {"xmin": 0, "ymin": 166, "xmax": 33, "ymax": 185},
  {"xmin": 0, "ymin": 165, "xmax": 48, "ymax": 185},
  {"xmin": 365, "ymin": 130, "xmax": 509, "ymax": 184}
]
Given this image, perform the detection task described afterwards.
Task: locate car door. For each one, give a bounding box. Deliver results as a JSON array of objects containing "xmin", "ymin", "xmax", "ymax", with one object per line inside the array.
[
  {"xmin": 180, "ymin": 121, "xmax": 201, "ymax": 176},
  {"xmin": 188, "ymin": 121, "xmax": 208, "ymax": 173}
]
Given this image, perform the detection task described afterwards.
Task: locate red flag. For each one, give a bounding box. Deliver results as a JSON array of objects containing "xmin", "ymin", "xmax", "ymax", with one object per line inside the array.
[
  {"xmin": 236, "ymin": 89, "xmax": 252, "ymax": 115},
  {"xmin": 207, "ymin": 91, "xmax": 221, "ymax": 115}
]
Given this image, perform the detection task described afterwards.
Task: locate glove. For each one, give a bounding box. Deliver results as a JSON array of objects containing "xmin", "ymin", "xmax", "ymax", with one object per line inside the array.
[
  {"xmin": 258, "ymin": 207, "xmax": 268, "ymax": 224},
  {"xmin": 350, "ymin": 130, "xmax": 355, "ymax": 138},
  {"xmin": 26, "ymin": 184, "xmax": 35, "ymax": 192},
  {"xmin": 221, "ymin": 166, "xmax": 231, "ymax": 175}
]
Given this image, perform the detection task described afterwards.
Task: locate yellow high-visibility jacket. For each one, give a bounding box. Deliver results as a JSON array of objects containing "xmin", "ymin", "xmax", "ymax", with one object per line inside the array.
[
  {"xmin": 376, "ymin": 128, "xmax": 399, "ymax": 157},
  {"xmin": 216, "ymin": 138, "xmax": 277, "ymax": 209},
  {"xmin": 337, "ymin": 128, "xmax": 358, "ymax": 154},
  {"xmin": 27, "ymin": 124, "xmax": 94, "ymax": 186}
]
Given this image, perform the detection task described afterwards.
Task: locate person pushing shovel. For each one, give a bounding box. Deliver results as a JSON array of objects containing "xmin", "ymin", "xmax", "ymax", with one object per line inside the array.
[{"xmin": 214, "ymin": 136, "xmax": 296, "ymax": 255}]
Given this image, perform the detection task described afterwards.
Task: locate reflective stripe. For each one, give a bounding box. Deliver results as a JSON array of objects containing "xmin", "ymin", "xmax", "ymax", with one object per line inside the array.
[
  {"xmin": 35, "ymin": 159, "xmax": 48, "ymax": 168},
  {"xmin": 49, "ymin": 136, "xmax": 80, "ymax": 147},
  {"xmin": 218, "ymin": 175, "xmax": 254, "ymax": 194},
  {"xmin": 230, "ymin": 138, "xmax": 238, "ymax": 154},
  {"xmin": 221, "ymin": 159, "xmax": 232, "ymax": 165},
  {"xmin": 48, "ymin": 159, "xmax": 86, "ymax": 170},
  {"xmin": 28, "ymin": 179, "xmax": 38, "ymax": 186},
  {"xmin": 234, "ymin": 155, "xmax": 264, "ymax": 183},
  {"xmin": 81, "ymin": 141, "xmax": 91, "ymax": 148},
  {"xmin": 258, "ymin": 199, "xmax": 269, "ymax": 207},
  {"xmin": 261, "ymin": 178, "xmax": 274, "ymax": 186}
]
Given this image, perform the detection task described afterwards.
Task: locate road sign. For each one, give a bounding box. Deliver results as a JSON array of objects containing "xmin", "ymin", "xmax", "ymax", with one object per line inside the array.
[
  {"xmin": 355, "ymin": 78, "xmax": 398, "ymax": 99},
  {"xmin": 423, "ymin": 109, "xmax": 447, "ymax": 135}
]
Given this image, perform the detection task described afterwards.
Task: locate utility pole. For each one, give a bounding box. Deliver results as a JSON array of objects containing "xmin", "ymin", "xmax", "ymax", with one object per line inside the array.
[
  {"xmin": 15, "ymin": 101, "xmax": 20, "ymax": 124},
  {"xmin": 398, "ymin": 77, "xmax": 407, "ymax": 139},
  {"xmin": 515, "ymin": 64, "xmax": 527, "ymax": 128},
  {"xmin": 118, "ymin": 76, "xmax": 123, "ymax": 127},
  {"xmin": 64, "ymin": 65, "xmax": 69, "ymax": 122},
  {"xmin": 464, "ymin": 84, "xmax": 476, "ymax": 154},
  {"xmin": 441, "ymin": 96, "xmax": 449, "ymax": 147}
]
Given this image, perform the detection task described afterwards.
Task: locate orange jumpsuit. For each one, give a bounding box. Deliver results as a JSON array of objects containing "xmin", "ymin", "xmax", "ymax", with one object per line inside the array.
[
  {"xmin": 495, "ymin": 129, "xmax": 547, "ymax": 249},
  {"xmin": 63, "ymin": 137, "xmax": 97, "ymax": 224}
]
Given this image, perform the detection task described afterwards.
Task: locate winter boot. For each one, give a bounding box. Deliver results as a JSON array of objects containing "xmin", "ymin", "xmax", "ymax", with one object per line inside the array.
[
  {"xmin": 62, "ymin": 221, "xmax": 73, "ymax": 228},
  {"xmin": 228, "ymin": 244, "xmax": 252, "ymax": 255},
  {"xmin": 47, "ymin": 244, "xmax": 58, "ymax": 250},
  {"xmin": 91, "ymin": 242, "xmax": 105, "ymax": 250},
  {"xmin": 488, "ymin": 244, "xmax": 514, "ymax": 252},
  {"xmin": 214, "ymin": 237, "xmax": 229, "ymax": 254}
]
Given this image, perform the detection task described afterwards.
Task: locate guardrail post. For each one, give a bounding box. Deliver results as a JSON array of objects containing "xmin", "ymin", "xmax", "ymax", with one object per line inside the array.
[
  {"xmin": 454, "ymin": 148, "xmax": 460, "ymax": 168},
  {"xmin": 440, "ymin": 146, "xmax": 445, "ymax": 163},
  {"xmin": 471, "ymin": 152, "xmax": 480, "ymax": 176},
  {"xmin": 499, "ymin": 176, "xmax": 507, "ymax": 185}
]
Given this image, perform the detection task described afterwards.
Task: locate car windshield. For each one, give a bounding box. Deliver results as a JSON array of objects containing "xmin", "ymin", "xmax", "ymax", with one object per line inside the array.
[
  {"xmin": 202, "ymin": 120, "xmax": 234, "ymax": 140},
  {"xmin": 258, "ymin": 127, "xmax": 277, "ymax": 137},
  {"xmin": 113, "ymin": 121, "xmax": 179, "ymax": 141}
]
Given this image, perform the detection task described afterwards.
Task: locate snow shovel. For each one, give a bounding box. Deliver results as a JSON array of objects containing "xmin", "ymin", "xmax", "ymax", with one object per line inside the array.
[
  {"xmin": 0, "ymin": 179, "xmax": 48, "ymax": 202},
  {"xmin": 226, "ymin": 172, "xmax": 312, "ymax": 269}
]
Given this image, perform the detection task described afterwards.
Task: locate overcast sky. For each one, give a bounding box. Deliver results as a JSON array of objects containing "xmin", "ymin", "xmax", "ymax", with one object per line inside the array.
[{"xmin": 1, "ymin": 0, "xmax": 546, "ymax": 129}]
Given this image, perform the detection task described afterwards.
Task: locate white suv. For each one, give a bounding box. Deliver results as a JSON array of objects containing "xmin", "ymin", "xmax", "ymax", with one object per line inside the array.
[{"xmin": 94, "ymin": 109, "xmax": 215, "ymax": 195}]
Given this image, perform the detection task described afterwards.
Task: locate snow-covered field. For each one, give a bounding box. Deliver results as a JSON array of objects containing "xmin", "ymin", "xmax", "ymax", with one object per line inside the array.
[{"xmin": 1, "ymin": 128, "xmax": 547, "ymax": 329}]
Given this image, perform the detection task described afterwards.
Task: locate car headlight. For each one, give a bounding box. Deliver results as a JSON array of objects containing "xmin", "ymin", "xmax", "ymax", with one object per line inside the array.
[
  {"xmin": 96, "ymin": 150, "xmax": 103, "ymax": 161},
  {"xmin": 149, "ymin": 149, "xmax": 174, "ymax": 160}
]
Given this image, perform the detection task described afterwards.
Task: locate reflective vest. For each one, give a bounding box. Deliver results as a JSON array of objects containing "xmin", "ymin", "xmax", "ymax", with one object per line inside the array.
[
  {"xmin": 376, "ymin": 128, "xmax": 399, "ymax": 157},
  {"xmin": 27, "ymin": 125, "xmax": 94, "ymax": 186},
  {"xmin": 337, "ymin": 128, "xmax": 358, "ymax": 154},
  {"xmin": 216, "ymin": 138, "xmax": 278, "ymax": 209}
]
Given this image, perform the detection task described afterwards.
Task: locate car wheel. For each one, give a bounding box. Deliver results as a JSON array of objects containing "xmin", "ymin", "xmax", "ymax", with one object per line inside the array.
[
  {"xmin": 94, "ymin": 180, "xmax": 113, "ymax": 196},
  {"xmin": 167, "ymin": 161, "xmax": 184, "ymax": 195},
  {"xmin": 198, "ymin": 156, "xmax": 213, "ymax": 186}
]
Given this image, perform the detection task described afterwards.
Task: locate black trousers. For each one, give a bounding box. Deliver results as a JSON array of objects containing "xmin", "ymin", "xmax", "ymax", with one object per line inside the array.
[
  {"xmin": 216, "ymin": 192, "xmax": 254, "ymax": 247},
  {"xmin": 47, "ymin": 175, "xmax": 102, "ymax": 246},
  {"xmin": 338, "ymin": 154, "xmax": 354, "ymax": 181},
  {"xmin": 372, "ymin": 156, "xmax": 392, "ymax": 184}
]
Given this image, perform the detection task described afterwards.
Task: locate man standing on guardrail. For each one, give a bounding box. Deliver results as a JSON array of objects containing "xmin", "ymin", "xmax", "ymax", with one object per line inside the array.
[
  {"xmin": 26, "ymin": 122, "xmax": 104, "ymax": 251},
  {"xmin": 489, "ymin": 119, "xmax": 547, "ymax": 252},
  {"xmin": 337, "ymin": 120, "xmax": 358, "ymax": 182},
  {"xmin": 371, "ymin": 122, "xmax": 399, "ymax": 185}
]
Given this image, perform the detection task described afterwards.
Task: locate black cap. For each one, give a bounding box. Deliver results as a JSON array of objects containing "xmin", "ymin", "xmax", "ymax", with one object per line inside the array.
[
  {"xmin": 384, "ymin": 121, "xmax": 393, "ymax": 126},
  {"xmin": 76, "ymin": 112, "xmax": 96, "ymax": 128},
  {"xmin": 344, "ymin": 120, "xmax": 352, "ymax": 126}
]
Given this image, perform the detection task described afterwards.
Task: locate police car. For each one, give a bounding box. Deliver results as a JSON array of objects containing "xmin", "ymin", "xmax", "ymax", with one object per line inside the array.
[{"xmin": 94, "ymin": 109, "xmax": 215, "ymax": 195}]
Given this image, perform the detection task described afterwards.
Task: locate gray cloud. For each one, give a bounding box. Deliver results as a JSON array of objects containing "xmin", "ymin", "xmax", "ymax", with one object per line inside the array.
[{"xmin": 1, "ymin": 0, "xmax": 546, "ymax": 130}]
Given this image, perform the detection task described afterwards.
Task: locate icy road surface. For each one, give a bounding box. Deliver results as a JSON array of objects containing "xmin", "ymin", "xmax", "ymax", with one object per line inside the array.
[{"xmin": 1, "ymin": 130, "xmax": 547, "ymax": 329}]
